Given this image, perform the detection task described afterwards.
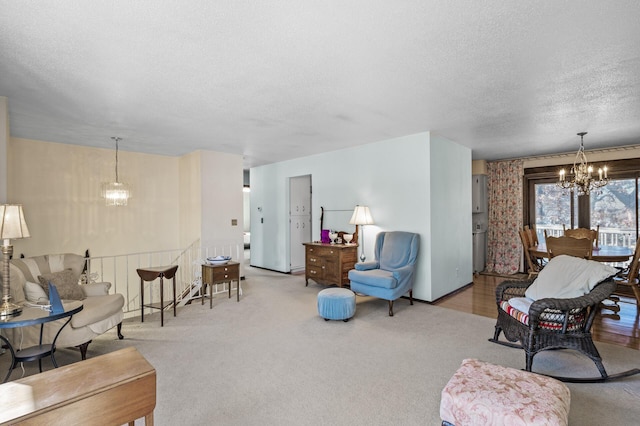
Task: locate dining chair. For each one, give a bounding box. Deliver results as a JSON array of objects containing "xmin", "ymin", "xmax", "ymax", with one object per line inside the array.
[
  {"xmin": 544, "ymin": 232, "xmax": 593, "ymax": 259},
  {"xmin": 564, "ymin": 226, "xmax": 600, "ymax": 248},
  {"xmin": 614, "ymin": 238, "xmax": 640, "ymax": 310},
  {"xmin": 519, "ymin": 229, "xmax": 542, "ymax": 278},
  {"xmin": 523, "ymin": 225, "xmax": 539, "ymax": 245}
]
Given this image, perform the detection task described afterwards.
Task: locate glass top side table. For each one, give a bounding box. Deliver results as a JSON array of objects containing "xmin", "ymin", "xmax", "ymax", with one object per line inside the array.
[{"xmin": 0, "ymin": 300, "xmax": 83, "ymax": 382}]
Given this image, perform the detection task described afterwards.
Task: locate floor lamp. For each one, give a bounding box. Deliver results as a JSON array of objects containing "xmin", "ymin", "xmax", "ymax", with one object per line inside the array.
[
  {"xmin": 349, "ymin": 205, "xmax": 374, "ymax": 262},
  {"xmin": 1, "ymin": 204, "xmax": 30, "ymax": 318}
]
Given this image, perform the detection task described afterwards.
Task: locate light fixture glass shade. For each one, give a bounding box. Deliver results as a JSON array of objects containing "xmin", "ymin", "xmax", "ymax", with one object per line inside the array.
[
  {"xmin": 349, "ymin": 205, "xmax": 374, "ymax": 225},
  {"xmin": 0, "ymin": 204, "xmax": 30, "ymax": 240},
  {"xmin": 102, "ymin": 182, "xmax": 131, "ymax": 206},
  {"xmin": 102, "ymin": 136, "xmax": 131, "ymax": 206}
]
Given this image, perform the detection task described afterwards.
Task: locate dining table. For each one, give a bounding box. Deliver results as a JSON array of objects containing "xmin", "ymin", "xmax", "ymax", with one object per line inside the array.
[{"xmin": 529, "ymin": 244, "xmax": 633, "ymax": 263}]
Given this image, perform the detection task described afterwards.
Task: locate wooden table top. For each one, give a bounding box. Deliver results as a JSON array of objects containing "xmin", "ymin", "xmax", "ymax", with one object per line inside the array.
[{"xmin": 530, "ymin": 244, "xmax": 633, "ymax": 263}]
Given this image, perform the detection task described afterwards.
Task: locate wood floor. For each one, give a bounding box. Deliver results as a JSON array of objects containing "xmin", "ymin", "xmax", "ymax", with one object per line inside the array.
[{"xmin": 434, "ymin": 273, "xmax": 640, "ymax": 351}]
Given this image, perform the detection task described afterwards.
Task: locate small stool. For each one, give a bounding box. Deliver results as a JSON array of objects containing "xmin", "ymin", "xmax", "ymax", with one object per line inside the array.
[
  {"xmin": 317, "ymin": 288, "xmax": 356, "ymax": 322},
  {"xmin": 440, "ymin": 359, "xmax": 570, "ymax": 426}
]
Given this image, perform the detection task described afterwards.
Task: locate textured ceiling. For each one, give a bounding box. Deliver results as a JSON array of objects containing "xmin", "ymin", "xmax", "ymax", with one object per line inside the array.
[{"xmin": 1, "ymin": 1, "xmax": 640, "ymax": 168}]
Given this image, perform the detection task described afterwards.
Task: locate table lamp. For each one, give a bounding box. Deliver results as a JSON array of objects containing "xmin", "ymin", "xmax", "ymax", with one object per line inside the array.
[
  {"xmin": 1, "ymin": 204, "xmax": 30, "ymax": 318},
  {"xmin": 349, "ymin": 205, "xmax": 374, "ymax": 262}
]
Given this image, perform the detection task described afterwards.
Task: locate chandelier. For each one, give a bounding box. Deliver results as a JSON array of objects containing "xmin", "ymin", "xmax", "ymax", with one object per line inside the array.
[
  {"xmin": 102, "ymin": 137, "xmax": 131, "ymax": 206},
  {"xmin": 557, "ymin": 132, "xmax": 608, "ymax": 196}
]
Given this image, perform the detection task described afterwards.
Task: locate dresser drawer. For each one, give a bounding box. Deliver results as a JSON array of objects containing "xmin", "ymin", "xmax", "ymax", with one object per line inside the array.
[{"xmin": 211, "ymin": 264, "xmax": 239, "ymax": 282}]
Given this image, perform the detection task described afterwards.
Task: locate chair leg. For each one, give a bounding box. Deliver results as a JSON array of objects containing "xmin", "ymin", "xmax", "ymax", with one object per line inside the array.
[
  {"xmin": 409, "ymin": 290, "xmax": 413, "ymax": 305},
  {"xmin": 388, "ymin": 300, "xmax": 394, "ymax": 316},
  {"xmin": 117, "ymin": 322, "xmax": 124, "ymax": 340},
  {"xmin": 78, "ymin": 341, "xmax": 91, "ymax": 360}
]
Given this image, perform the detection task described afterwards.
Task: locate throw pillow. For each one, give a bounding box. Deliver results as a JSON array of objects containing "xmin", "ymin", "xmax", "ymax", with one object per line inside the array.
[
  {"xmin": 24, "ymin": 280, "xmax": 49, "ymax": 303},
  {"xmin": 525, "ymin": 255, "xmax": 617, "ymax": 301},
  {"xmin": 37, "ymin": 269, "xmax": 86, "ymax": 301}
]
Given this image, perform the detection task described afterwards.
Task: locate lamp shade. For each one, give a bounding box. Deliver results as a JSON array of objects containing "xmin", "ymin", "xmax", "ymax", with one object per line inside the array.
[
  {"xmin": 0, "ymin": 204, "xmax": 30, "ymax": 240},
  {"xmin": 349, "ymin": 205, "xmax": 374, "ymax": 225}
]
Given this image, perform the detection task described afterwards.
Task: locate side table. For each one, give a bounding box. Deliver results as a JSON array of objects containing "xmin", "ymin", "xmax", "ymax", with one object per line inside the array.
[
  {"xmin": 137, "ymin": 265, "xmax": 179, "ymax": 327},
  {"xmin": 201, "ymin": 261, "xmax": 240, "ymax": 308},
  {"xmin": 0, "ymin": 301, "xmax": 83, "ymax": 383}
]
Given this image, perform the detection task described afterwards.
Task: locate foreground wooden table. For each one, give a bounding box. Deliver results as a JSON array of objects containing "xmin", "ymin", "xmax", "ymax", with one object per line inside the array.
[{"xmin": 0, "ymin": 347, "xmax": 156, "ymax": 425}]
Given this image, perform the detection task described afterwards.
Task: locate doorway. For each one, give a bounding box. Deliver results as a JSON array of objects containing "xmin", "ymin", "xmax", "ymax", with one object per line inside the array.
[{"xmin": 289, "ymin": 175, "xmax": 312, "ymax": 272}]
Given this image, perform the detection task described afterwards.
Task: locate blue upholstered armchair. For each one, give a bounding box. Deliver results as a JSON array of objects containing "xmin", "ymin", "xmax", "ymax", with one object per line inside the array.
[{"xmin": 348, "ymin": 231, "xmax": 420, "ymax": 316}]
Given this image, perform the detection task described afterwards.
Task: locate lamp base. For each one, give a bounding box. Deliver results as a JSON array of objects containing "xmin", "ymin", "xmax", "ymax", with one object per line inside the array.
[{"xmin": 0, "ymin": 300, "xmax": 22, "ymax": 319}]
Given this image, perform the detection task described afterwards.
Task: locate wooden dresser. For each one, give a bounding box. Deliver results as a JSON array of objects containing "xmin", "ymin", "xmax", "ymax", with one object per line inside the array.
[{"xmin": 304, "ymin": 242, "xmax": 357, "ymax": 287}]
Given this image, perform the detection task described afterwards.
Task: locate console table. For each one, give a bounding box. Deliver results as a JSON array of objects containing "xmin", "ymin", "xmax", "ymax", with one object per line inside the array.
[
  {"xmin": 0, "ymin": 301, "xmax": 83, "ymax": 383},
  {"xmin": 137, "ymin": 265, "xmax": 179, "ymax": 327},
  {"xmin": 304, "ymin": 243, "xmax": 357, "ymax": 287},
  {"xmin": 201, "ymin": 261, "xmax": 241, "ymax": 308},
  {"xmin": 0, "ymin": 347, "xmax": 156, "ymax": 425}
]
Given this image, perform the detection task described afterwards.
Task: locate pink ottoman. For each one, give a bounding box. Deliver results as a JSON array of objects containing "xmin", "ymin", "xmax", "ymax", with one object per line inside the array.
[{"xmin": 440, "ymin": 359, "xmax": 570, "ymax": 426}]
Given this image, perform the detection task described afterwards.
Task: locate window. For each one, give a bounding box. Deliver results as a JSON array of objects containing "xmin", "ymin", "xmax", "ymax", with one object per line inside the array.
[
  {"xmin": 524, "ymin": 158, "xmax": 639, "ymax": 250},
  {"xmin": 591, "ymin": 178, "xmax": 637, "ymax": 247}
]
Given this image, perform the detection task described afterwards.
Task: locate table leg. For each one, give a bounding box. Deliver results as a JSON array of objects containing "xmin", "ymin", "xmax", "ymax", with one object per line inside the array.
[
  {"xmin": 140, "ymin": 277, "xmax": 144, "ymax": 323},
  {"xmin": 1, "ymin": 335, "xmax": 16, "ymax": 383},
  {"xmin": 237, "ymin": 277, "xmax": 240, "ymax": 302},
  {"xmin": 160, "ymin": 276, "xmax": 164, "ymax": 327},
  {"xmin": 172, "ymin": 275, "xmax": 176, "ymax": 317},
  {"xmin": 210, "ymin": 284, "xmax": 213, "ymax": 309}
]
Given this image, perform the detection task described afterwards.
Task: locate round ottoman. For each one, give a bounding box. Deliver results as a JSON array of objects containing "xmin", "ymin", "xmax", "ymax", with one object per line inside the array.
[{"xmin": 317, "ymin": 288, "xmax": 356, "ymax": 322}]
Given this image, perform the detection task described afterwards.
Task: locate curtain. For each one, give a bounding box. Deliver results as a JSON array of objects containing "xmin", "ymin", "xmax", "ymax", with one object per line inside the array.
[{"xmin": 486, "ymin": 159, "xmax": 524, "ymax": 275}]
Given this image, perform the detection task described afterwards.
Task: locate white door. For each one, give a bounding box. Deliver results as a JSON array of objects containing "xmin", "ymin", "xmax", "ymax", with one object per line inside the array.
[{"xmin": 290, "ymin": 175, "xmax": 311, "ymax": 271}]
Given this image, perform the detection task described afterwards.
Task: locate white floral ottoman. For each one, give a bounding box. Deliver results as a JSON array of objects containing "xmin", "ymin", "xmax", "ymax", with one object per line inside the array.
[{"xmin": 440, "ymin": 359, "xmax": 570, "ymax": 426}]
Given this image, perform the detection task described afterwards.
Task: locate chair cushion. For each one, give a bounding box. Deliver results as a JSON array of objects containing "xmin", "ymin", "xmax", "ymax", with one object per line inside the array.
[
  {"xmin": 71, "ymin": 294, "xmax": 125, "ymax": 328},
  {"xmin": 525, "ymin": 255, "xmax": 617, "ymax": 300},
  {"xmin": 499, "ymin": 300, "xmax": 586, "ymax": 331},
  {"xmin": 38, "ymin": 269, "xmax": 86, "ymax": 300},
  {"xmin": 348, "ymin": 269, "xmax": 397, "ymax": 289},
  {"xmin": 24, "ymin": 281, "xmax": 48, "ymax": 303}
]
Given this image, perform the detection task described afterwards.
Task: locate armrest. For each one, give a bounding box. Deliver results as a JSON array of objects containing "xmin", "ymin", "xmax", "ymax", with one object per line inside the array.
[
  {"xmin": 82, "ymin": 282, "xmax": 112, "ymax": 297},
  {"xmin": 495, "ymin": 280, "xmax": 532, "ymax": 304},
  {"xmin": 528, "ymin": 279, "xmax": 616, "ymax": 324},
  {"xmin": 354, "ymin": 261, "xmax": 379, "ymax": 271}
]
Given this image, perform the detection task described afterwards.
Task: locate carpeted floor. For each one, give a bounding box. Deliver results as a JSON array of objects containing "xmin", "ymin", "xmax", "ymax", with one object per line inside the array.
[{"xmin": 2, "ymin": 265, "xmax": 639, "ymax": 425}]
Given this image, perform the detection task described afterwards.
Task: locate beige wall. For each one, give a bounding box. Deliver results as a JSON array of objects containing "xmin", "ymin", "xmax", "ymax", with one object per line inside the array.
[
  {"xmin": 178, "ymin": 151, "xmax": 202, "ymax": 249},
  {"xmin": 9, "ymin": 137, "xmax": 180, "ymax": 257},
  {"xmin": 199, "ymin": 150, "xmax": 244, "ymax": 251},
  {"xmin": 0, "ymin": 97, "xmax": 8, "ymax": 203}
]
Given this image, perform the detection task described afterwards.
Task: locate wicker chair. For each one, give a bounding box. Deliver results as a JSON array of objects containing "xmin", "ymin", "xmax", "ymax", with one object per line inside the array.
[{"xmin": 489, "ymin": 277, "xmax": 640, "ymax": 382}]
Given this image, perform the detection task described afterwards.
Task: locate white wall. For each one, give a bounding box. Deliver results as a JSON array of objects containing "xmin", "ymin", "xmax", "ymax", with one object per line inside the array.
[
  {"xmin": 429, "ymin": 135, "xmax": 473, "ymax": 300},
  {"xmin": 250, "ymin": 131, "xmax": 473, "ymax": 302}
]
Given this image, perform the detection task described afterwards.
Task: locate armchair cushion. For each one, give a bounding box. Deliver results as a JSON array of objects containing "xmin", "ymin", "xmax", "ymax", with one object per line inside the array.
[
  {"xmin": 38, "ymin": 269, "xmax": 86, "ymax": 300},
  {"xmin": 349, "ymin": 269, "xmax": 396, "ymax": 289},
  {"xmin": 71, "ymin": 294, "xmax": 125, "ymax": 328},
  {"xmin": 525, "ymin": 255, "xmax": 616, "ymax": 301},
  {"xmin": 24, "ymin": 280, "xmax": 48, "ymax": 303}
]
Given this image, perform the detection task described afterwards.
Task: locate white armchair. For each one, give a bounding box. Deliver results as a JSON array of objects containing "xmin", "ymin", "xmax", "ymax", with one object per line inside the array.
[{"xmin": 4, "ymin": 253, "xmax": 124, "ymax": 360}]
